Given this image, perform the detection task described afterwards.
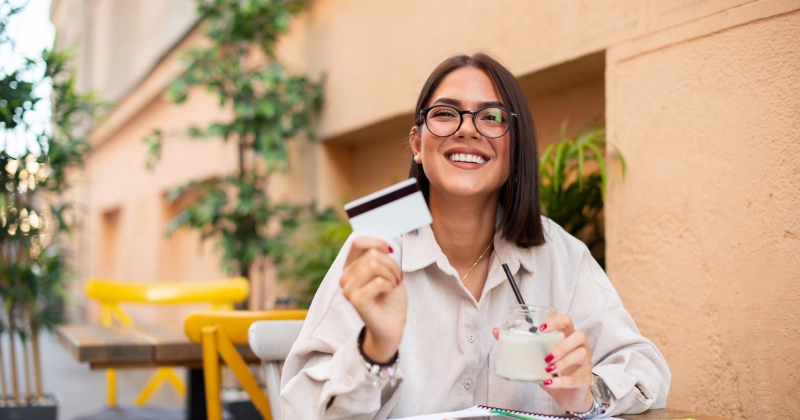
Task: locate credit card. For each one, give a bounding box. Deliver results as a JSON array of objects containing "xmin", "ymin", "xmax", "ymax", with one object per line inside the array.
[{"xmin": 344, "ymin": 178, "xmax": 432, "ymax": 241}]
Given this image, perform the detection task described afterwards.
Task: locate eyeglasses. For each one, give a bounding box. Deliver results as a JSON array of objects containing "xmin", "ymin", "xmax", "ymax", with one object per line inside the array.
[{"xmin": 420, "ymin": 105, "xmax": 515, "ymax": 139}]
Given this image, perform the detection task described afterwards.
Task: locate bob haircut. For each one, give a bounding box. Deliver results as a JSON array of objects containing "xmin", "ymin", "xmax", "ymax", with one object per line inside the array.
[{"xmin": 408, "ymin": 53, "xmax": 545, "ymax": 247}]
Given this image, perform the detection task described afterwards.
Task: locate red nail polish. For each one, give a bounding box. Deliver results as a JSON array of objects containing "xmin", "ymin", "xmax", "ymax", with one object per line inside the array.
[
  {"xmin": 545, "ymin": 364, "xmax": 556, "ymax": 373},
  {"xmin": 544, "ymin": 353, "xmax": 554, "ymax": 363},
  {"xmin": 539, "ymin": 323, "xmax": 547, "ymax": 331},
  {"xmin": 388, "ymin": 246, "xmax": 394, "ymax": 253},
  {"xmin": 543, "ymin": 379, "xmax": 552, "ymax": 386}
]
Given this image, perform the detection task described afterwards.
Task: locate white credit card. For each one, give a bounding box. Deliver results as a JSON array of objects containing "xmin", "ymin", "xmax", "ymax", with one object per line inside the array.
[{"xmin": 344, "ymin": 178, "xmax": 432, "ymax": 241}]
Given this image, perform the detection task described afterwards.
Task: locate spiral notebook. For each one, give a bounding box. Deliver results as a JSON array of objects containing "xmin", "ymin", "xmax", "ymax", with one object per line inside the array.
[{"xmin": 392, "ymin": 404, "xmax": 621, "ymax": 419}]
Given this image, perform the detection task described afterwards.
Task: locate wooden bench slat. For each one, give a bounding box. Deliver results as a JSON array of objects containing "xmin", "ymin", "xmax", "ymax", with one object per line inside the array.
[
  {"xmin": 58, "ymin": 323, "xmax": 261, "ymax": 366},
  {"xmin": 57, "ymin": 324, "xmax": 153, "ymax": 364},
  {"xmin": 123, "ymin": 324, "xmax": 203, "ymax": 363}
]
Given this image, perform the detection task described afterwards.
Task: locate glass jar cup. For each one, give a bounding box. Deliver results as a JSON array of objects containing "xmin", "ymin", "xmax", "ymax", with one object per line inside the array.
[{"xmin": 496, "ymin": 304, "xmax": 566, "ymax": 382}]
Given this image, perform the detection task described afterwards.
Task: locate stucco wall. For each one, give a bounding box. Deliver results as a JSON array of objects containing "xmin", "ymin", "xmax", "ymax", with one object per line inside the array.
[
  {"xmin": 606, "ymin": 9, "xmax": 800, "ymax": 419},
  {"xmin": 51, "ymin": 0, "xmax": 197, "ymax": 100}
]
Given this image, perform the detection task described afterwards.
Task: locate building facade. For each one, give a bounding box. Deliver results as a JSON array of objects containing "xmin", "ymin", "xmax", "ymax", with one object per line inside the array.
[{"xmin": 51, "ymin": 1, "xmax": 800, "ymax": 418}]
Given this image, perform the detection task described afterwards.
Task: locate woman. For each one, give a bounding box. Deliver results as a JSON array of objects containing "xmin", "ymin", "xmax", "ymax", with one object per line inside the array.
[{"xmin": 281, "ymin": 53, "xmax": 670, "ymax": 419}]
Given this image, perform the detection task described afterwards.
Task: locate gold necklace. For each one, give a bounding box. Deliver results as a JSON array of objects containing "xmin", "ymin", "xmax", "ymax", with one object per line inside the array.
[{"xmin": 460, "ymin": 241, "xmax": 494, "ymax": 281}]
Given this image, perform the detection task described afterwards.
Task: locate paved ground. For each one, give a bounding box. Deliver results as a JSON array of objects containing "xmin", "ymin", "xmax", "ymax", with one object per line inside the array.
[{"xmin": 34, "ymin": 332, "xmax": 183, "ymax": 420}]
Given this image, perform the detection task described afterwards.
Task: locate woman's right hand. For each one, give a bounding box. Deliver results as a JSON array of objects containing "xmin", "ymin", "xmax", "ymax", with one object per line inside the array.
[{"xmin": 340, "ymin": 236, "xmax": 407, "ymax": 364}]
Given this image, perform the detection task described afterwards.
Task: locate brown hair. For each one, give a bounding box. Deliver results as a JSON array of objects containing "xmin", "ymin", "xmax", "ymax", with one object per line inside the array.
[{"xmin": 408, "ymin": 53, "xmax": 545, "ymax": 247}]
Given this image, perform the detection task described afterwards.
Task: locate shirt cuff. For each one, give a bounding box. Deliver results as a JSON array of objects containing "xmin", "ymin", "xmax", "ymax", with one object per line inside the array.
[
  {"xmin": 315, "ymin": 331, "xmax": 404, "ymax": 417},
  {"xmin": 592, "ymin": 365, "xmax": 652, "ymax": 416}
]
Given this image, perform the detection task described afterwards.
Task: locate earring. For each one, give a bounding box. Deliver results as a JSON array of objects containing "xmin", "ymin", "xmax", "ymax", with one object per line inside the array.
[{"xmin": 413, "ymin": 155, "xmax": 420, "ymax": 163}]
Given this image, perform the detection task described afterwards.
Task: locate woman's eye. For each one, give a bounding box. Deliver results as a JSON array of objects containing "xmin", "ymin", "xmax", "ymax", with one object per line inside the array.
[
  {"xmin": 432, "ymin": 110, "xmax": 457, "ymax": 118},
  {"xmin": 482, "ymin": 112, "xmax": 505, "ymax": 122}
]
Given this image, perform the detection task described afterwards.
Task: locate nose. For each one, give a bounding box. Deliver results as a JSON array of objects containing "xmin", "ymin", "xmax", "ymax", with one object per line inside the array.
[{"xmin": 455, "ymin": 112, "xmax": 481, "ymax": 140}]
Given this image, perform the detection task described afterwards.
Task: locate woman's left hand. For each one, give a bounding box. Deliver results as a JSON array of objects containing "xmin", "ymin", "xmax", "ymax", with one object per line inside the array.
[{"xmin": 492, "ymin": 314, "xmax": 594, "ymax": 413}]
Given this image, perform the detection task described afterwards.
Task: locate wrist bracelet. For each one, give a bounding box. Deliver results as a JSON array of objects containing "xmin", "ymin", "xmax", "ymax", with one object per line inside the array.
[{"xmin": 357, "ymin": 327, "xmax": 400, "ymax": 389}]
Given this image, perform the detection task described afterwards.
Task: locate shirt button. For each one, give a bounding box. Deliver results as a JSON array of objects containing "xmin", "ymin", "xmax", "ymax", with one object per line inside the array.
[
  {"xmin": 464, "ymin": 380, "xmax": 473, "ymax": 389},
  {"xmin": 345, "ymin": 376, "xmax": 353, "ymax": 386},
  {"xmin": 467, "ymin": 333, "xmax": 475, "ymax": 343},
  {"xmin": 617, "ymin": 383, "xmax": 625, "ymax": 389}
]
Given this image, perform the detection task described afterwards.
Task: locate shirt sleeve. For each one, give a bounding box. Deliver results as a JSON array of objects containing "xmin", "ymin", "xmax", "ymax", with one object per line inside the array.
[
  {"xmin": 567, "ymin": 249, "xmax": 672, "ymax": 417},
  {"xmin": 279, "ymin": 235, "xmax": 404, "ymax": 420}
]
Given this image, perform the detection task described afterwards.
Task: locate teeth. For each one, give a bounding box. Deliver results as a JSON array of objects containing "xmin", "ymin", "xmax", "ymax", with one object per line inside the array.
[{"xmin": 448, "ymin": 153, "xmax": 486, "ymax": 164}]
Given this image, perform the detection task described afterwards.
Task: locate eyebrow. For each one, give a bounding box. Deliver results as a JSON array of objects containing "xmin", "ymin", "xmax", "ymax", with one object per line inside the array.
[{"xmin": 431, "ymin": 97, "xmax": 506, "ymax": 109}]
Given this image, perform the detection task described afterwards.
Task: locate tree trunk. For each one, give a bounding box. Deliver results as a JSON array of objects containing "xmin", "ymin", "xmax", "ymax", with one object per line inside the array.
[
  {"xmin": 22, "ymin": 335, "xmax": 31, "ymax": 404},
  {"xmin": 7, "ymin": 306, "xmax": 20, "ymax": 405},
  {"xmin": 31, "ymin": 323, "xmax": 43, "ymax": 401},
  {"xmin": 0, "ymin": 335, "xmax": 7, "ymax": 404},
  {"xmin": 235, "ymin": 263, "xmax": 252, "ymax": 310}
]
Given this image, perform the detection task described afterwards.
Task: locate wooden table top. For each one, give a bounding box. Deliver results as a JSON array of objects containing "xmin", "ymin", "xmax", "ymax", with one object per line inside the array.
[
  {"xmin": 621, "ymin": 408, "xmax": 729, "ymax": 419},
  {"xmin": 56, "ymin": 323, "xmax": 260, "ymax": 369}
]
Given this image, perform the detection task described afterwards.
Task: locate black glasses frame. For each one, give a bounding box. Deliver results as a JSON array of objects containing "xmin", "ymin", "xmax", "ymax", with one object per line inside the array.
[{"xmin": 420, "ymin": 105, "xmax": 516, "ymax": 139}]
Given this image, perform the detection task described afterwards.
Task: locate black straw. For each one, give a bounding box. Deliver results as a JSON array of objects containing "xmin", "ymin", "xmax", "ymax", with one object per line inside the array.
[
  {"xmin": 502, "ymin": 263, "xmax": 537, "ymax": 333},
  {"xmin": 502, "ymin": 263, "xmax": 525, "ymax": 305}
]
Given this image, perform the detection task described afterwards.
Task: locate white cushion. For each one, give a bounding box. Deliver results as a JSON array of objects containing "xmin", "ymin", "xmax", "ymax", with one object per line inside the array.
[{"xmin": 248, "ymin": 320, "xmax": 304, "ymax": 362}]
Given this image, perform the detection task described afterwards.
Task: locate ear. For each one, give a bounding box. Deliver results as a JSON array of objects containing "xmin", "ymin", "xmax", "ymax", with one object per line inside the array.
[{"xmin": 409, "ymin": 126, "xmax": 421, "ymax": 156}]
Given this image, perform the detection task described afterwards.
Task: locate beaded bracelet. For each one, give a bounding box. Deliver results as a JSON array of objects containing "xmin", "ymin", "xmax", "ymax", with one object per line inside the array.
[{"xmin": 357, "ymin": 327, "xmax": 400, "ymax": 389}]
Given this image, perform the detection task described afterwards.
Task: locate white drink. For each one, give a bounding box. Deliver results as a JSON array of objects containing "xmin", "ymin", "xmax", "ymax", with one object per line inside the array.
[{"xmin": 496, "ymin": 328, "xmax": 565, "ymax": 382}]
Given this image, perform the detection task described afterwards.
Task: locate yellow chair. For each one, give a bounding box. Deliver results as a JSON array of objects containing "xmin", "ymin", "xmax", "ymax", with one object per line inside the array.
[
  {"xmin": 184, "ymin": 310, "xmax": 307, "ymax": 420},
  {"xmin": 85, "ymin": 277, "xmax": 250, "ymax": 407}
]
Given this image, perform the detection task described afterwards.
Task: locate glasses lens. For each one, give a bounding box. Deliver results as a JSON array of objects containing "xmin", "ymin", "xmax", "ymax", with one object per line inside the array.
[
  {"xmin": 425, "ymin": 106, "xmax": 461, "ymax": 137},
  {"xmin": 475, "ymin": 107, "xmax": 510, "ymax": 138}
]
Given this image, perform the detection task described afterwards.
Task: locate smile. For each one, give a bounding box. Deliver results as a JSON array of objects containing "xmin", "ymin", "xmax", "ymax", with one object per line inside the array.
[{"xmin": 446, "ymin": 153, "xmax": 487, "ymax": 164}]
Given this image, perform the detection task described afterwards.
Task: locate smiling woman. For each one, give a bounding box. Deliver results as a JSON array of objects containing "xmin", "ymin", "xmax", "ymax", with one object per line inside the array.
[{"xmin": 279, "ymin": 53, "xmax": 670, "ymax": 419}]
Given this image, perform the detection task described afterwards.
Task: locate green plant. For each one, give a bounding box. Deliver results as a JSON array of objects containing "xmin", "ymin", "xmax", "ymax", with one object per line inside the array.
[
  {"xmin": 0, "ymin": 1, "xmax": 102, "ymax": 404},
  {"xmin": 145, "ymin": 0, "xmax": 323, "ymax": 299},
  {"xmin": 539, "ymin": 124, "xmax": 625, "ymax": 267},
  {"xmin": 273, "ymin": 207, "xmax": 351, "ymax": 308}
]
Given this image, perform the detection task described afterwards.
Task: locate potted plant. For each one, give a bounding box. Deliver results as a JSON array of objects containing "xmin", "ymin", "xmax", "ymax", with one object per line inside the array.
[
  {"xmin": 274, "ymin": 206, "xmax": 352, "ymax": 308},
  {"xmin": 0, "ymin": 2, "xmax": 101, "ymax": 416},
  {"xmin": 539, "ymin": 123, "xmax": 626, "ymax": 267}
]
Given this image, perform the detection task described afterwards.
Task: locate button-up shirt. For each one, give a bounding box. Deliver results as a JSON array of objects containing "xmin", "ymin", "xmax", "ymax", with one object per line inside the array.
[{"xmin": 281, "ymin": 218, "xmax": 670, "ymax": 419}]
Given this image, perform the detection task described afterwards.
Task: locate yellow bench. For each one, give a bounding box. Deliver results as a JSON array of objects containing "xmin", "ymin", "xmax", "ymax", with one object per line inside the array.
[{"xmin": 85, "ymin": 277, "xmax": 249, "ymax": 407}]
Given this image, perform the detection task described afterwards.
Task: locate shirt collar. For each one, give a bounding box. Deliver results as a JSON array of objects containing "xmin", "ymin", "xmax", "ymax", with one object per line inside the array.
[{"xmin": 400, "ymin": 221, "xmax": 536, "ymax": 278}]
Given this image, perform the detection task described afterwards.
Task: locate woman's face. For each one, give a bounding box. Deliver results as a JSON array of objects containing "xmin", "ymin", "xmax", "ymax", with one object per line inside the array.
[{"xmin": 411, "ymin": 67, "xmax": 511, "ymax": 202}]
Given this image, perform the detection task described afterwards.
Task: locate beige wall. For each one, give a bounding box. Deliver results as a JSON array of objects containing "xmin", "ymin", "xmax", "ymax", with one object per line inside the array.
[
  {"xmin": 50, "ymin": 0, "xmax": 197, "ymax": 100},
  {"xmin": 51, "ymin": 0, "xmax": 800, "ymax": 416},
  {"xmin": 606, "ymin": 5, "xmax": 800, "ymax": 419}
]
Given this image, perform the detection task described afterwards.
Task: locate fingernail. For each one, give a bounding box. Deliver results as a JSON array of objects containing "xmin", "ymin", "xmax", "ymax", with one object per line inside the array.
[
  {"xmin": 545, "ymin": 364, "xmax": 556, "ymax": 373},
  {"xmin": 388, "ymin": 246, "xmax": 394, "ymax": 253},
  {"xmin": 543, "ymin": 379, "xmax": 552, "ymax": 386},
  {"xmin": 544, "ymin": 353, "xmax": 554, "ymax": 363},
  {"xmin": 539, "ymin": 323, "xmax": 547, "ymax": 331}
]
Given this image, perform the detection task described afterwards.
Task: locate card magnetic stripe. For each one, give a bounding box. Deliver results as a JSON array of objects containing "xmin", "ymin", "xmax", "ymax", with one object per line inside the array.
[{"xmin": 345, "ymin": 183, "xmax": 420, "ymax": 218}]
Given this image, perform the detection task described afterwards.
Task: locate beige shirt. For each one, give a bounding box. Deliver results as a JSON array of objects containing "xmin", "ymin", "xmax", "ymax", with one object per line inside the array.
[{"xmin": 281, "ymin": 218, "xmax": 670, "ymax": 419}]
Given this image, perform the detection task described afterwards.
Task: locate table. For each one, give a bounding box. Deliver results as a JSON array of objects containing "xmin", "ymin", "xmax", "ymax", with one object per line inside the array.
[
  {"xmin": 621, "ymin": 409, "xmax": 728, "ymax": 419},
  {"xmin": 57, "ymin": 323, "xmax": 260, "ymax": 420},
  {"xmin": 57, "ymin": 324, "xmax": 726, "ymax": 420}
]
